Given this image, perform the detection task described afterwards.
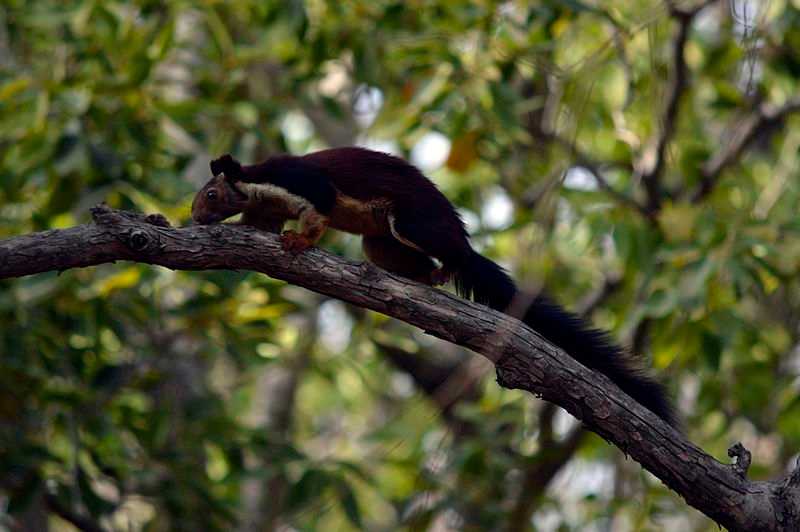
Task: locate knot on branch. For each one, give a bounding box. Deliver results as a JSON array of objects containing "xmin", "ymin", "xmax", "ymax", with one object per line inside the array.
[
  {"xmin": 728, "ymin": 442, "xmax": 752, "ymax": 479},
  {"xmin": 90, "ymin": 204, "xmax": 170, "ymax": 255},
  {"xmin": 119, "ymin": 225, "xmax": 169, "ymax": 255},
  {"xmin": 128, "ymin": 230, "xmax": 151, "ymax": 252}
]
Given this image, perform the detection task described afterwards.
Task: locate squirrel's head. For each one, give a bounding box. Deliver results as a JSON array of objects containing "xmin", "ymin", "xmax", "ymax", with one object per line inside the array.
[{"xmin": 191, "ymin": 156, "xmax": 249, "ymax": 224}]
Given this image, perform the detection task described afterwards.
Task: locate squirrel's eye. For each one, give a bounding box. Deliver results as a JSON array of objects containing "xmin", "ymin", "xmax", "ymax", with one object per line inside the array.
[{"xmin": 206, "ymin": 189, "xmax": 218, "ymax": 200}]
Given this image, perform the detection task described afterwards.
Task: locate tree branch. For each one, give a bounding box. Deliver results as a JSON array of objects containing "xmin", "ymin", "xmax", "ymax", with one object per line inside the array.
[
  {"xmin": 636, "ymin": 1, "xmax": 715, "ymax": 213},
  {"xmin": 518, "ymin": 75, "xmax": 648, "ymax": 219},
  {"xmin": 379, "ymin": 343, "xmax": 482, "ymax": 435},
  {"xmin": 506, "ymin": 418, "xmax": 587, "ymax": 532},
  {"xmin": 692, "ymin": 96, "xmax": 800, "ymax": 202},
  {"xmin": 505, "ymin": 277, "xmax": 620, "ymax": 530},
  {"xmin": 43, "ymin": 492, "xmax": 106, "ymax": 532},
  {"xmin": 543, "ymin": 134, "xmax": 652, "ymax": 219},
  {"xmin": 1, "ymin": 205, "xmax": 799, "ymax": 530},
  {"xmin": 386, "ymin": 269, "xmax": 618, "ymax": 529},
  {"xmin": 242, "ymin": 311, "xmax": 316, "ymax": 532},
  {"xmin": 576, "ymin": 274, "xmax": 623, "ymax": 317}
]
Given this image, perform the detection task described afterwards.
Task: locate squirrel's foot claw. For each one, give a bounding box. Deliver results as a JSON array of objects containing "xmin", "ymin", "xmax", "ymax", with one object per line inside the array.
[
  {"xmin": 280, "ymin": 230, "xmax": 312, "ymax": 253},
  {"xmin": 145, "ymin": 213, "xmax": 171, "ymax": 227},
  {"xmin": 429, "ymin": 267, "xmax": 452, "ymax": 286}
]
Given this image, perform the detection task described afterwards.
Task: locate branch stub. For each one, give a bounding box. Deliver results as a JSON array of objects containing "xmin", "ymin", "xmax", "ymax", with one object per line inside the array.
[{"xmin": 728, "ymin": 442, "xmax": 752, "ymax": 479}]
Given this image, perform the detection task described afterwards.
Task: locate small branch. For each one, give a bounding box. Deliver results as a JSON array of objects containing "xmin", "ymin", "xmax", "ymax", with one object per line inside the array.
[
  {"xmin": 518, "ymin": 76, "xmax": 648, "ymax": 218},
  {"xmin": 538, "ymin": 402, "xmax": 558, "ymax": 448},
  {"xmin": 692, "ymin": 96, "xmax": 800, "ymax": 202},
  {"xmin": 379, "ymin": 342, "xmax": 482, "ymax": 436},
  {"xmin": 505, "ymin": 277, "xmax": 623, "ymax": 530},
  {"xmin": 546, "ymin": 135, "xmax": 652, "ymax": 219},
  {"xmin": 1, "ymin": 206, "xmax": 799, "ymax": 530},
  {"xmin": 388, "ymin": 277, "xmax": 618, "ymax": 529},
  {"xmin": 506, "ymin": 425, "xmax": 587, "ymax": 532},
  {"xmin": 243, "ymin": 312, "xmax": 316, "ymax": 532},
  {"xmin": 637, "ymin": 2, "xmax": 715, "ymax": 213},
  {"xmin": 576, "ymin": 274, "xmax": 623, "ymax": 317},
  {"xmin": 44, "ymin": 492, "xmax": 106, "ymax": 532},
  {"xmin": 582, "ymin": 164, "xmax": 653, "ymax": 219},
  {"xmin": 667, "ymin": 0, "xmax": 719, "ymax": 18}
]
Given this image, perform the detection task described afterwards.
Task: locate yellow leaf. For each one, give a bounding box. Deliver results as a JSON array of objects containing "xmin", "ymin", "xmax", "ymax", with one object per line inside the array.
[
  {"xmin": 235, "ymin": 303, "xmax": 293, "ymax": 323},
  {"xmin": 658, "ymin": 202, "xmax": 699, "ymax": 243},
  {"xmin": 446, "ymin": 131, "xmax": 479, "ymax": 173},
  {"xmin": 653, "ymin": 344, "xmax": 679, "ymax": 369},
  {"xmin": 96, "ymin": 267, "xmax": 141, "ymax": 296},
  {"xmin": 551, "ymin": 17, "xmax": 570, "ymax": 39},
  {"xmin": 0, "ymin": 78, "xmax": 30, "ymax": 102}
]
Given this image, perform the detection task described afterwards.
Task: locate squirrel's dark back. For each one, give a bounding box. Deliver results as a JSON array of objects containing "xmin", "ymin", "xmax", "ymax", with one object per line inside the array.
[
  {"xmin": 300, "ymin": 147, "xmax": 469, "ymax": 242},
  {"xmin": 238, "ymin": 147, "xmax": 470, "ymax": 264}
]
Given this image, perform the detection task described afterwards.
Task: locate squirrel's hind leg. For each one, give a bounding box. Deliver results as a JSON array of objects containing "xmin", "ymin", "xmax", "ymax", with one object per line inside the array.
[{"xmin": 362, "ymin": 236, "xmax": 442, "ymax": 285}]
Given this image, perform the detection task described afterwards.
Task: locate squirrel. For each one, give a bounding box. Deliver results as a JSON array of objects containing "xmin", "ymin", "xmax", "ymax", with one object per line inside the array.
[{"xmin": 192, "ymin": 146, "xmax": 677, "ymax": 427}]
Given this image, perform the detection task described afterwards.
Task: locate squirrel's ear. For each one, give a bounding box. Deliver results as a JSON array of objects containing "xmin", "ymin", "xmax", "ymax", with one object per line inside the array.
[
  {"xmin": 210, "ymin": 154, "xmax": 243, "ymax": 180},
  {"xmin": 209, "ymin": 155, "xmax": 225, "ymax": 176}
]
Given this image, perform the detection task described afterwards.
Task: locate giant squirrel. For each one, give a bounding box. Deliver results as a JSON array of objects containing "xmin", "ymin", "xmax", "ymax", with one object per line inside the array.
[{"xmin": 192, "ymin": 146, "xmax": 677, "ymax": 427}]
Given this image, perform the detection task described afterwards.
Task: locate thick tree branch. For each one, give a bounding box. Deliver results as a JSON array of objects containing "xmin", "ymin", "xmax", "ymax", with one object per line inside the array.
[
  {"xmin": 692, "ymin": 96, "xmax": 800, "ymax": 202},
  {"xmin": 1, "ymin": 205, "xmax": 799, "ymax": 530},
  {"xmin": 385, "ymin": 270, "xmax": 616, "ymax": 529}
]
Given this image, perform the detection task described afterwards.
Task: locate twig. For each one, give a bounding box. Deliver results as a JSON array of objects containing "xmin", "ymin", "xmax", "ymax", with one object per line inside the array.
[
  {"xmin": 43, "ymin": 493, "xmax": 106, "ymax": 532},
  {"xmin": 547, "ymin": 134, "xmax": 653, "ymax": 219},
  {"xmin": 378, "ymin": 342, "xmax": 483, "ymax": 437},
  {"xmin": 576, "ymin": 275, "xmax": 624, "ymax": 317},
  {"xmin": 692, "ymin": 96, "xmax": 800, "ymax": 202},
  {"xmin": 505, "ymin": 423, "xmax": 588, "ymax": 532},
  {"xmin": 637, "ymin": 1, "xmax": 717, "ymax": 213}
]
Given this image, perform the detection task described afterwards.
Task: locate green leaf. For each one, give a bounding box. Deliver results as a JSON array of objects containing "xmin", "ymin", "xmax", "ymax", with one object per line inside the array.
[
  {"xmin": 287, "ymin": 469, "xmax": 332, "ymax": 510},
  {"xmin": 337, "ymin": 480, "xmax": 363, "ymax": 529}
]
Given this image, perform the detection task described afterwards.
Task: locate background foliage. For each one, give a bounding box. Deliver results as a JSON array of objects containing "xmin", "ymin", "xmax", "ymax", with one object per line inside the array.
[{"xmin": 2, "ymin": 0, "xmax": 800, "ymax": 530}]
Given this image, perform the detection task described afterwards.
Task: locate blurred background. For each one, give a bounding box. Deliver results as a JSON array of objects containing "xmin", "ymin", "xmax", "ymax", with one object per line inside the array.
[{"xmin": 2, "ymin": 0, "xmax": 800, "ymax": 530}]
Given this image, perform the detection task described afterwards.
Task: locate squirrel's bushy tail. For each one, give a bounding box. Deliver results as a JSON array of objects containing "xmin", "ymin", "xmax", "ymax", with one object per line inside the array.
[{"xmin": 454, "ymin": 249, "xmax": 677, "ymax": 427}]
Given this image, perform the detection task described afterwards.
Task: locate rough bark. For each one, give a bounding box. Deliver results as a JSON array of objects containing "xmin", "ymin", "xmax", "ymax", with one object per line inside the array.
[{"xmin": 2, "ymin": 205, "xmax": 800, "ymax": 531}]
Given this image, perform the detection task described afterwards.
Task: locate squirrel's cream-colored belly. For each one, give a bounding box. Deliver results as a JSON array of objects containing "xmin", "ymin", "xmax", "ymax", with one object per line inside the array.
[
  {"xmin": 244, "ymin": 195, "xmax": 298, "ymax": 220},
  {"xmin": 238, "ymin": 181, "xmax": 395, "ymax": 238}
]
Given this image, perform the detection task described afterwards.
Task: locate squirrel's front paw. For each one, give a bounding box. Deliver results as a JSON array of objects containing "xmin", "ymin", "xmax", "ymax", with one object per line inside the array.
[{"xmin": 280, "ymin": 230, "xmax": 312, "ymax": 253}]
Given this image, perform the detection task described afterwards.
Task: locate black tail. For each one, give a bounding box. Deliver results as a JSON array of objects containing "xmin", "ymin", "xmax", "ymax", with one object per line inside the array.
[{"xmin": 454, "ymin": 250, "xmax": 678, "ymax": 428}]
